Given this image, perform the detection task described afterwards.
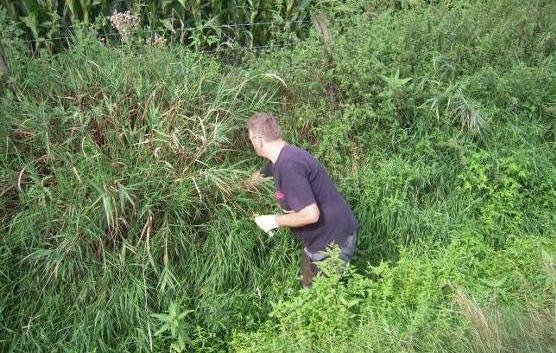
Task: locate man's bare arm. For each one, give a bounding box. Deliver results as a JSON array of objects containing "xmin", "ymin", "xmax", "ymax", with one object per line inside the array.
[{"xmin": 276, "ymin": 203, "xmax": 319, "ymax": 228}]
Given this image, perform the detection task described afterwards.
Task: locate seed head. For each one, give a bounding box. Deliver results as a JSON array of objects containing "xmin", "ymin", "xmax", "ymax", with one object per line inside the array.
[{"xmin": 109, "ymin": 11, "xmax": 140, "ymax": 43}]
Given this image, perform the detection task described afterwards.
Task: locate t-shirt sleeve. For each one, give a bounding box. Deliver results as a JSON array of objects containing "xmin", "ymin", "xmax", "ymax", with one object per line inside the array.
[
  {"xmin": 281, "ymin": 161, "xmax": 316, "ymax": 212},
  {"xmin": 260, "ymin": 161, "xmax": 273, "ymax": 177}
]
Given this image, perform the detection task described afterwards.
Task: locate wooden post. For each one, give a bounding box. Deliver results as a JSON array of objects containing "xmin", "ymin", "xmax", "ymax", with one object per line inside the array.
[
  {"xmin": 312, "ymin": 13, "xmax": 341, "ymax": 105},
  {"xmin": 313, "ymin": 12, "xmax": 333, "ymax": 66},
  {"xmin": 0, "ymin": 42, "xmax": 10, "ymax": 92}
]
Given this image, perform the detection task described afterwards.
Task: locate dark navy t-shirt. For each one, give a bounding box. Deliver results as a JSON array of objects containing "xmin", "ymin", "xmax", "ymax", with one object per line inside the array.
[{"xmin": 261, "ymin": 144, "xmax": 357, "ymax": 253}]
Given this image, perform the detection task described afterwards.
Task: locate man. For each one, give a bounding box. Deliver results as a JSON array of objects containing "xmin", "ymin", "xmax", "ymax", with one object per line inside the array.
[{"xmin": 246, "ymin": 112, "xmax": 357, "ymax": 288}]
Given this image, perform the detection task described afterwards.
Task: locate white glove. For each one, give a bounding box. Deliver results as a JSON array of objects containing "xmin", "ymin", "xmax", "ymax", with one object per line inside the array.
[{"xmin": 254, "ymin": 215, "xmax": 278, "ymax": 236}]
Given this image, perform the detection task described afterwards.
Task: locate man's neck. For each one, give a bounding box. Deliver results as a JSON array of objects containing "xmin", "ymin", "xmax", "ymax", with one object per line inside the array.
[{"xmin": 266, "ymin": 140, "xmax": 287, "ymax": 163}]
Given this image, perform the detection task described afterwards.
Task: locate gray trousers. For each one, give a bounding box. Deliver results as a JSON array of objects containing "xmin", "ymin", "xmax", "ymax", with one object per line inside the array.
[
  {"xmin": 301, "ymin": 232, "xmax": 357, "ymax": 287},
  {"xmin": 303, "ymin": 232, "xmax": 357, "ymax": 262}
]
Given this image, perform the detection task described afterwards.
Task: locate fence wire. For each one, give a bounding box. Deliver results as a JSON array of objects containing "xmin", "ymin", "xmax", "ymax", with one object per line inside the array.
[
  {"xmin": 16, "ymin": 19, "xmax": 311, "ymax": 45},
  {"xmin": 27, "ymin": 19, "xmax": 310, "ymax": 32}
]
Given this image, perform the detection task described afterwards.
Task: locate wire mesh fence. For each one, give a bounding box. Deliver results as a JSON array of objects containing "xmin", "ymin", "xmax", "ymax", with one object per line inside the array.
[
  {"xmin": 1, "ymin": 17, "xmax": 313, "ymax": 61},
  {"xmin": 20, "ymin": 19, "xmax": 311, "ymax": 44}
]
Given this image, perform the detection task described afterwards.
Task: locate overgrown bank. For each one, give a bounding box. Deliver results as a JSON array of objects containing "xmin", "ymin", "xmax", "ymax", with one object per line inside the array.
[{"xmin": 1, "ymin": 0, "xmax": 555, "ymax": 352}]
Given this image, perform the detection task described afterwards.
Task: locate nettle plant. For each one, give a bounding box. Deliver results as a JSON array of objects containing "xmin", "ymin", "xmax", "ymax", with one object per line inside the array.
[
  {"xmin": 457, "ymin": 150, "xmax": 531, "ymax": 247},
  {"xmin": 151, "ymin": 302, "xmax": 194, "ymax": 353},
  {"xmin": 264, "ymin": 247, "xmax": 368, "ymax": 345}
]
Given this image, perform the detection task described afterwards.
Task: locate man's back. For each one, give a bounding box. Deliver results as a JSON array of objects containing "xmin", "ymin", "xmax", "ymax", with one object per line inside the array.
[{"xmin": 262, "ymin": 144, "xmax": 357, "ymax": 252}]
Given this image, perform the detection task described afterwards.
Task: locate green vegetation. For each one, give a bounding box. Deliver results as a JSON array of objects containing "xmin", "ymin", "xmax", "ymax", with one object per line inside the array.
[
  {"xmin": 1, "ymin": 0, "xmax": 555, "ymax": 352},
  {"xmin": 0, "ymin": 0, "xmax": 314, "ymax": 52}
]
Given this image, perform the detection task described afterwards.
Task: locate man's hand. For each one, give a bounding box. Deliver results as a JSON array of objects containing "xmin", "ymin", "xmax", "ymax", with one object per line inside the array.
[
  {"xmin": 243, "ymin": 171, "xmax": 264, "ymax": 190},
  {"xmin": 254, "ymin": 215, "xmax": 278, "ymax": 236},
  {"xmin": 253, "ymin": 204, "xmax": 319, "ymax": 236}
]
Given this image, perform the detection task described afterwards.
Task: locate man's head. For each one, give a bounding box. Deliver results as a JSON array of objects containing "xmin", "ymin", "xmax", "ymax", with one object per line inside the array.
[{"xmin": 247, "ymin": 112, "xmax": 282, "ymax": 157}]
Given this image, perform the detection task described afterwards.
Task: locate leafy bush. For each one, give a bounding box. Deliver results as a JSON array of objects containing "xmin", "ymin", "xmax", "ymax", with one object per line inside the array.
[{"xmin": 230, "ymin": 236, "xmax": 556, "ymax": 353}]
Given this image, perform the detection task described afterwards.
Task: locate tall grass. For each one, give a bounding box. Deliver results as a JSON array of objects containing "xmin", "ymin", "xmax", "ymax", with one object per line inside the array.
[
  {"xmin": 0, "ymin": 30, "xmax": 299, "ymax": 351},
  {"xmin": 451, "ymin": 285, "xmax": 556, "ymax": 353}
]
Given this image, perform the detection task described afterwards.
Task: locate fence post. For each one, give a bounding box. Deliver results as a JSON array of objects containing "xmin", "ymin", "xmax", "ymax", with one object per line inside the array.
[
  {"xmin": 0, "ymin": 42, "xmax": 10, "ymax": 93},
  {"xmin": 312, "ymin": 12, "xmax": 341, "ymax": 105},
  {"xmin": 313, "ymin": 12, "xmax": 333, "ymax": 64}
]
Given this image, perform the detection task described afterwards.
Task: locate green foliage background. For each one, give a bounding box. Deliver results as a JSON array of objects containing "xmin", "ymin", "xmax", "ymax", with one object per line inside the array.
[
  {"xmin": 0, "ymin": 0, "xmax": 314, "ymax": 52},
  {"xmin": 1, "ymin": 0, "xmax": 555, "ymax": 352}
]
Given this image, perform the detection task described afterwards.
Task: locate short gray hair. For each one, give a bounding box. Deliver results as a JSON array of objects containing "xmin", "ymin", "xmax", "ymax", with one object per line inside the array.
[{"xmin": 247, "ymin": 112, "xmax": 281, "ymax": 141}]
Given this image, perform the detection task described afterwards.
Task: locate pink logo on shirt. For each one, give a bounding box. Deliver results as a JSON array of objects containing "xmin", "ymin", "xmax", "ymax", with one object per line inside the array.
[{"xmin": 275, "ymin": 191, "xmax": 285, "ymax": 200}]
